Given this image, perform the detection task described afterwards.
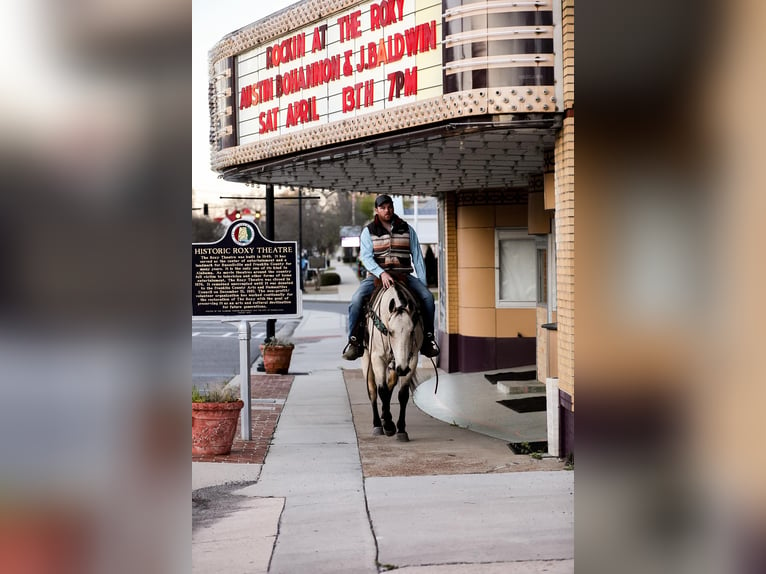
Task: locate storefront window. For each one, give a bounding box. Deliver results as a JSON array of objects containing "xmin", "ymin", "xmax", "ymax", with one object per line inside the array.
[
  {"xmin": 496, "ymin": 229, "xmax": 536, "ymax": 308},
  {"xmin": 537, "ymin": 244, "xmax": 547, "ymax": 305}
]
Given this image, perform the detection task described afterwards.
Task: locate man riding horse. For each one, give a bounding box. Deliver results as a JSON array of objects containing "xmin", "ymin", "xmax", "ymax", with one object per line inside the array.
[{"xmin": 343, "ymin": 194, "xmax": 440, "ymax": 360}]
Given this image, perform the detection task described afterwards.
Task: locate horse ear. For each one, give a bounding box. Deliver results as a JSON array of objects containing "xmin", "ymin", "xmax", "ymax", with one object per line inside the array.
[{"xmin": 389, "ymin": 298, "xmax": 396, "ymax": 313}]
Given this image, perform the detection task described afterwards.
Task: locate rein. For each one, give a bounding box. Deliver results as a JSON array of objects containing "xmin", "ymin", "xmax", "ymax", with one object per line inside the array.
[
  {"xmin": 369, "ymin": 307, "xmax": 389, "ymax": 336},
  {"xmin": 365, "ymin": 282, "xmax": 439, "ymax": 395},
  {"xmin": 429, "ymin": 356, "xmax": 439, "ymax": 394}
]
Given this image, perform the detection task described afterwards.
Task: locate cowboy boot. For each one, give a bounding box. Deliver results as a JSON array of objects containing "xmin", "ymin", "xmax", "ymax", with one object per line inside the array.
[
  {"xmin": 420, "ymin": 332, "xmax": 440, "ymax": 357},
  {"xmin": 342, "ymin": 335, "xmax": 363, "ymax": 360},
  {"xmin": 342, "ymin": 319, "xmax": 366, "ymax": 360}
]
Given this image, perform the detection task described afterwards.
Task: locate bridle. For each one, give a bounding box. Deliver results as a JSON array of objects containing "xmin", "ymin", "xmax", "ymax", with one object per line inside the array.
[
  {"xmin": 365, "ymin": 282, "xmax": 439, "ymax": 393},
  {"xmin": 368, "ymin": 284, "xmax": 419, "ymax": 368}
]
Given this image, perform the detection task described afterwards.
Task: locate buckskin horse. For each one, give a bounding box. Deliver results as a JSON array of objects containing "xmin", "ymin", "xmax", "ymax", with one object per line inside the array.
[{"xmin": 361, "ymin": 281, "xmax": 424, "ymax": 442}]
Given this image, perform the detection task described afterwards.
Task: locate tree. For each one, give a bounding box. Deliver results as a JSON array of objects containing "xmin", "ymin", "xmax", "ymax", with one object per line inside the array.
[
  {"xmin": 356, "ymin": 194, "xmax": 375, "ymax": 223},
  {"xmin": 192, "ymin": 216, "xmax": 224, "ymax": 243},
  {"xmin": 265, "ymin": 189, "xmax": 379, "ymax": 256},
  {"xmin": 271, "ymin": 189, "xmax": 344, "ymax": 256}
]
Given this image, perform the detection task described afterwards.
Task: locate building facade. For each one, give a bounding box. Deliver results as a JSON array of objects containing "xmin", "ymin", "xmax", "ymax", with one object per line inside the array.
[{"xmin": 208, "ymin": 0, "xmax": 574, "ymax": 456}]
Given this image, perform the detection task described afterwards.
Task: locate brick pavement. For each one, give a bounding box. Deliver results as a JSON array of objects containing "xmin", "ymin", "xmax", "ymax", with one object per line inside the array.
[{"xmin": 192, "ymin": 374, "xmax": 293, "ymax": 464}]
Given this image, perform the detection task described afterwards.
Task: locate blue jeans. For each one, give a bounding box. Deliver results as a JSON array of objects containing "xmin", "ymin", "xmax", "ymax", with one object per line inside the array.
[{"xmin": 348, "ymin": 275, "xmax": 435, "ymax": 338}]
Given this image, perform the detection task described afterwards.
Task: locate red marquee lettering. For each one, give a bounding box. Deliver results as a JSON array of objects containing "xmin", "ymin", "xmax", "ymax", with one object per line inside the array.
[
  {"xmin": 387, "ymin": 67, "xmax": 417, "ymax": 101},
  {"xmin": 377, "ymin": 39, "xmax": 388, "ymax": 65},
  {"xmin": 367, "ymin": 42, "xmax": 378, "ymax": 68},
  {"xmin": 370, "ymin": 0, "xmax": 405, "ymax": 31},
  {"xmin": 265, "ymin": 33, "xmax": 306, "ymax": 69},
  {"xmin": 311, "ymin": 24, "xmax": 327, "ymax": 52},
  {"xmin": 404, "ymin": 66, "xmax": 417, "ymax": 96},
  {"xmin": 364, "ymin": 79, "xmax": 375, "ymax": 107},
  {"xmin": 239, "ymin": 85, "xmax": 253, "ymax": 110},
  {"xmin": 342, "ymin": 85, "xmax": 356, "ymax": 113},
  {"xmin": 337, "ymin": 10, "xmax": 362, "ymax": 42},
  {"xmin": 286, "ymin": 97, "xmax": 318, "ymax": 127},
  {"xmin": 343, "ymin": 82, "xmax": 374, "ymax": 112},
  {"xmin": 388, "ymin": 33, "xmax": 405, "ymax": 62},
  {"xmin": 258, "ymin": 107, "xmax": 279, "ymax": 134}
]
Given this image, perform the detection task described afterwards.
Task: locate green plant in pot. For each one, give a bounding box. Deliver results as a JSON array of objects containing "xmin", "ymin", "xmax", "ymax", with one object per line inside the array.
[
  {"xmin": 259, "ymin": 337, "xmax": 295, "ymax": 374},
  {"xmin": 192, "ymin": 385, "xmax": 244, "ymax": 456}
]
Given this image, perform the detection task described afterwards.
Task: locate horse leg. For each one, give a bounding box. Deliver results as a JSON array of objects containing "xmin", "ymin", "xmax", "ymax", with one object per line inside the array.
[
  {"xmin": 366, "ymin": 352, "xmax": 387, "ymax": 436},
  {"xmin": 371, "ymin": 400, "xmax": 384, "ymax": 436},
  {"xmin": 377, "ymin": 381, "xmax": 397, "ymax": 436},
  {"xmin": 366, "ymin": 368, "xmax": 384, "ymax": 436},
  {"xmin": 395, "ymin": 383, "xmax": 411, "ymax": 441}
]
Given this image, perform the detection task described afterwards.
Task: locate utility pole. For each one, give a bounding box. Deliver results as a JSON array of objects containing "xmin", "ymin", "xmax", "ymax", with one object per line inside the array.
[
  {"xmin": 298, "ymin": 187, "xmax": 304, "ymax": 290},
  {"xmin": 254, "ymin": 184, "xmax": 276, "ymax": 373},
  {"xmin": 265, "ymin": 184, "xmax": 276, "ymax": 343}
]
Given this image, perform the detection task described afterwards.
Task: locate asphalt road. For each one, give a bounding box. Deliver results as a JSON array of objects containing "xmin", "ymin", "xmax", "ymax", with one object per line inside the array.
[
  {"xmin": 192, "ymin": 301, "xmax": 347, "ymax": 389},
  {"xmin": 191, "ymin": 319, "xmax": 268, "ymax": 388}
]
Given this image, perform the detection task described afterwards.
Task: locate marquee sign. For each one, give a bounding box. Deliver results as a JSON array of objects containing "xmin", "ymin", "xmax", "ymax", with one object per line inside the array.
[{"xmin": 236, "ymin": 0, "xmax": 443, "ymax": 145}]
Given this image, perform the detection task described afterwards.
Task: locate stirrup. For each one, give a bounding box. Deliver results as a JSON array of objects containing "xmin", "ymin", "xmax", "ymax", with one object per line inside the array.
[
  {"xmin": 421, "ymin": 333, "xmax": 440, "ymax": 357},
  {"xmin": 342, "ymin": 337, "xmax": 363, "ymax": 360}
]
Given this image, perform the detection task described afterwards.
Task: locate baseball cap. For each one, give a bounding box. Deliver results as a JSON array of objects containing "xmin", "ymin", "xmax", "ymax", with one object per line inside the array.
[{"xmin": 375, "ymin": 194, "xmax": 393, "ymax": 207}]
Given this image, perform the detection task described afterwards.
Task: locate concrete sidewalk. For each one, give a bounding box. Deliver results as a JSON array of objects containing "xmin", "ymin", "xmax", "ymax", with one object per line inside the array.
[
  {"xmin": 301, "ymin": 259, "xmax": 361, "ymax": 304},
  {"xmin": 193, "ymin": 263, "xmax": 574, "ymax": 573}
]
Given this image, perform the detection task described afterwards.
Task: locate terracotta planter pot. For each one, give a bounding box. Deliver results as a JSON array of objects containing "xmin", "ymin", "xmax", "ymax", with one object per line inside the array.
[
  {"xmin": 192, "ymin": 400, "xmax": 244, "ymax": 456},
  {"xmin": 260, "ymin": 345, "xmax": 293, "ymax": 374}
]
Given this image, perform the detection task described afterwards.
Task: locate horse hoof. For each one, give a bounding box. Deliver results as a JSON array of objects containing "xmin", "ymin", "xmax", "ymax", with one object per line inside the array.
[
  {"xmin": 372, "ymin": 427, "xmax": 384, "ymax": 436},
  {"xmin": 384, "ymin": 425, "xmax": 396, "ymax": 437},
  {"xmin": 396, "ymin": 432, "xmax": 410, "ymax": 442}
]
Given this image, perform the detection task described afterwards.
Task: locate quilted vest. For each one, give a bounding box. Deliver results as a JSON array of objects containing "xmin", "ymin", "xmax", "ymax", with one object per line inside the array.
[{"xmin": 367, "ymin": 215, "xmax": 413, "ymax": 274}]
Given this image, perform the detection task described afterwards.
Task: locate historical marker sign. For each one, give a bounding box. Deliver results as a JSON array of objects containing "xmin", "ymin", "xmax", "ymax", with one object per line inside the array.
[{"xmin": 192, "ymin": 220, "xmax": 301, "ymax": 319}]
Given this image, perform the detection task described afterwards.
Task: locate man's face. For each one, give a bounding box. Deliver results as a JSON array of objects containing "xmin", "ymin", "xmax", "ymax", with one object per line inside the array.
[{"xmin": 375, "ymin": 202, "xmax": 394, "ymax": 222}]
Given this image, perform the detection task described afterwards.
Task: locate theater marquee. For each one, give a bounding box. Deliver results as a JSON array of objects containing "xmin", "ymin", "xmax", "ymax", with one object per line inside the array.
[
  {"xmin": 209, "ymin": 0, "xmax": 560, "ymax": 175},
  {"xmin": 235, "ymin": 0, "xmax": 443, "ymax": 145}
]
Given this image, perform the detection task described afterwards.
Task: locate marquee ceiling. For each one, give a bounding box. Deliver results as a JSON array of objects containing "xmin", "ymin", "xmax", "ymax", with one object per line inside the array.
[{"xmin": 220, "ymin": 117, "xmax": 560, "ymax": 196}]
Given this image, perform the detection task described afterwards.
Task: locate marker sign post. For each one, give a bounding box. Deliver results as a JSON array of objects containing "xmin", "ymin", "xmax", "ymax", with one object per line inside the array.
[
  {"xmin": 193, "ymin": 220, "xmax": 302, "ymax": 320},
  {"xmin": 193, "ymin": 220, "xmax": 302, "ymax": 439}
]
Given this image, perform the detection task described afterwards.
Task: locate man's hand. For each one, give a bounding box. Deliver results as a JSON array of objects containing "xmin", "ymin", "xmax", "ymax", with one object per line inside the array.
[{"xmin": 380, "ymin": 271, "xmax": 394, "ymax": 289}]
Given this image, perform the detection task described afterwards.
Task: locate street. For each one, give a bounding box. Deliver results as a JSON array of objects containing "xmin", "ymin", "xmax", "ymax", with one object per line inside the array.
[
  {"xmin": 192, "ymin": 319, "xmax": 267, "ymax": 388},
  {"xmin": 191, "ymin": 301, "xmax": 346, "ymax": 389}
]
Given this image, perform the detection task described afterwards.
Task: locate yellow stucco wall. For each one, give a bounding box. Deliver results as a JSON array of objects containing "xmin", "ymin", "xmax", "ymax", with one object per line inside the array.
[{"xmin": 453, "ymin": 203, "xmax": 536, "ymax": 340}]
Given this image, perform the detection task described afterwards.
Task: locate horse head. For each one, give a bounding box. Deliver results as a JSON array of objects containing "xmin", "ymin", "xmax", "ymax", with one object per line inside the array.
[{"xmin": 384, "ymin": 284, "xmax": 420, "ymax": 378}]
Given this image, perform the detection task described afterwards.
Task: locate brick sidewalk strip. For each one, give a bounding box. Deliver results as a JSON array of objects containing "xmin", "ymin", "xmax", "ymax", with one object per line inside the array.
[{"xmin": 192, "ymin": 374, "xmax": 294, "ymax": 464}]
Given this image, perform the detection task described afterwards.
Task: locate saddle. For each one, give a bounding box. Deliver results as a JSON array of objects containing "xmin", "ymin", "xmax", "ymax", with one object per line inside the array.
[{"xmin": 370, "ymin": 270, "xmax": 408, "ymax": 291}]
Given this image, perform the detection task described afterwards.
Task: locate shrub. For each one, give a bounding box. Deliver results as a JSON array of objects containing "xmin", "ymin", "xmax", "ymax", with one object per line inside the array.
[
  {"xmin": 319, "ymin": 272, "xmax": 340, "ymax": 286},
  {"xmin": 192, "ymin": 216, "xmax": 224, "ymax": 243},
  {"xmin": 192, "ymin": 385, "xmax": 239, "ymax": 403},
  {"xmin": 262, "ymin": 337, "xmax": 294, "ymax": 348}
]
